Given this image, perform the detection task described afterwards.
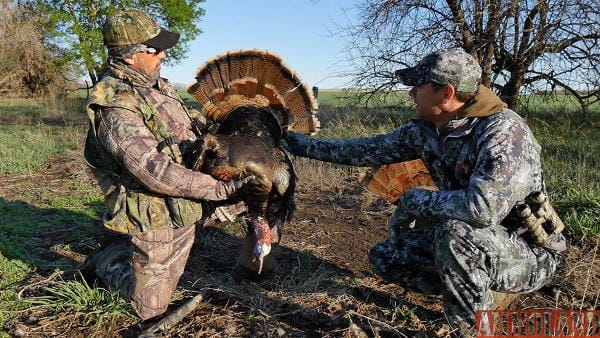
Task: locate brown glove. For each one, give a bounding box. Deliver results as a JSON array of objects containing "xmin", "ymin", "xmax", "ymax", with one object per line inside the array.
[{"xmin": 359, "ymin": 159, "xmax": 437, "ymax": 203}]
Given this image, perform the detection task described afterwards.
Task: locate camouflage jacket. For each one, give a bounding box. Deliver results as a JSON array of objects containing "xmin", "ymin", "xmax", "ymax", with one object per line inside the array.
[
  {"xmin": 285, "ymin": 108, "xmax": 545, "ymax": 229},
  {"xmin": 84, "ymin": 71, "xmax": 225, "ymax": 233}
]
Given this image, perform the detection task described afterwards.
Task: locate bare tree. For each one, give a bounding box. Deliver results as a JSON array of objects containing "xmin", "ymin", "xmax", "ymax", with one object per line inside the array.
[{"xmin": 338, "ymin": 0, "xmax": 599, "ymax": 118}]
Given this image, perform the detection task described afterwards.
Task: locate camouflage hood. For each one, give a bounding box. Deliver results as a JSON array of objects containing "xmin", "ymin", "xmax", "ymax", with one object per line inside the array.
[
  {"xmin": 457, "ymin": 85, "xmax": 507, "ymax": 118},
  {"xmin": 87, "ymin": 72, "xmax": 140, "ymax": 115}
]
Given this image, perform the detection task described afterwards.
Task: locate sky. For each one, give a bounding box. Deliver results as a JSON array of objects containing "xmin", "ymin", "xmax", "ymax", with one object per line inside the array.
[{"xmin": 161, "ymin": 0, "xmax": 355, "ymax": 89}]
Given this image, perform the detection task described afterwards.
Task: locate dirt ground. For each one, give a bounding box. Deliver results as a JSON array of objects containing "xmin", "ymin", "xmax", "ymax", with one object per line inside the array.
[{"xmin": 3, "ymin": 147, "xmax": 600, "ymax": 338}]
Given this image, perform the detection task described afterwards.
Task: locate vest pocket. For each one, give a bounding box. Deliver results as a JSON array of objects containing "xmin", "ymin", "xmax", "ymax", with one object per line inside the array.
[
  {"xmin": 100, "ymin": 175, "xmax": 203, "ymax": 233},
  {"xmin": 165, "ymin": 197, "xmax": 204, "ymax": 228},
  {"xmin": 126, "ymin": 192, "xmax": 172, "ymax": 232},
  {"xmin": 101, "ymin": 180, "xmax": 138, "ymax": 235}
]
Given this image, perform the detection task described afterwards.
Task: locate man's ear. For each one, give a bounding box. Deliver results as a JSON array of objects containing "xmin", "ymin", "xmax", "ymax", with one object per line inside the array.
[
  {"xmin": 123, "ymin": 55, "xmax": 135, "ymax": 65},
  {"xmin": 442, "ymin": 85, "xmax": 456, "ymax": 104}
]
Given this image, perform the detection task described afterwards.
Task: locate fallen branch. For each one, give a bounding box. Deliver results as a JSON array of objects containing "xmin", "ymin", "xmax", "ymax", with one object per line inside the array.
[
  {"xmin": 17, "ymin": 269, "xmax": 63, "ymax": 300},
  {"xmin": 346, "ymin": 310, "xmax": 408, "ymax": 338},
  {"xmin": 138, "ymin": 274, "xmax": 228, "ymax": 338},
  {"xmin": 138, "ymin": 293, "xmax": 205, "ymax": 337}
]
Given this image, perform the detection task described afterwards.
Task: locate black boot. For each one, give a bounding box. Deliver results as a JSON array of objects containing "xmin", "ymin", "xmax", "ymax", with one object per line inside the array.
[{"xmin": 79, "ymin": 239, "xmax": 132, "ymax": 295}]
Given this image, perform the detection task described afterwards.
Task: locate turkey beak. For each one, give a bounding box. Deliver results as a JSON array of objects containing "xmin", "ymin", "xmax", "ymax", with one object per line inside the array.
[{"xmin": 254, "ymin": 243, "xmax": 271, "ymax": 274}]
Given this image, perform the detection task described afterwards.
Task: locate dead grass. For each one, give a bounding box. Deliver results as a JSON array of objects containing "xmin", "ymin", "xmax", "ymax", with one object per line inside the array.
[{"xmin": 1, "ymin": 121, "xmax": 598, "ymax": 337}]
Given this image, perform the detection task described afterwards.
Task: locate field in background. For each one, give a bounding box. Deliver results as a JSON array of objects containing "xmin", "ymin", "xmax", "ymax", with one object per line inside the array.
[
  {"xmin": 0, "ymin": 90, "xmax": 598, "ymax": 337},
  {"xmin": 0, "ymin": 88, "xmax": 598, "ymax": 248},
  {"xmin": 1, "ymin": 88, "xmax": 598, "ymax": 242}
]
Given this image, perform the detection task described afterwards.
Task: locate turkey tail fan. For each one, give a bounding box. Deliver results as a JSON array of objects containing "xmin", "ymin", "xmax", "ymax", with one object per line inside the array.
[{"xmin": 187, "ymin": 49, "xmax": 320, "ymax": 135}]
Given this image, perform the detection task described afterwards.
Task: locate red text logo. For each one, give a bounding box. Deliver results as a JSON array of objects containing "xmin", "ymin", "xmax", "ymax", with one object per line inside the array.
[{"xmin": 475, "ymin": 310, "xmax": 600, "ymax": 337}]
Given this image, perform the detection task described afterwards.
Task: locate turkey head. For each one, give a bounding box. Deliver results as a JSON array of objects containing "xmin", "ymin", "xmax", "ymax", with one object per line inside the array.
[{"xmin": 187, "ymin": 49, "xmax": 319, "ymax": 277}]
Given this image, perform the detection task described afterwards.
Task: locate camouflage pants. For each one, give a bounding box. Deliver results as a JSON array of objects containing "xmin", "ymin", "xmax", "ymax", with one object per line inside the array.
[
  {"xmin": 368, "ymin": 219, "xmax": 563, "ymax": 328},
  {"xmin": 130, "ymin": 225, "xmax": 196, "ymax": 320},
  {"xmin": 92, "ymin": 225, "xmax": 196, "ymax": 320}
]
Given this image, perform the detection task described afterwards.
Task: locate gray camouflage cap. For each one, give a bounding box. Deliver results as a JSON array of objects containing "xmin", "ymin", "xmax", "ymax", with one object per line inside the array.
[
  {"xmin": 395, "ymin": 48, "xmax": 481, "ymax": 92},
  {"xmin": 103, "ymin": 8, "xmax": 179, "ymax": 50}
]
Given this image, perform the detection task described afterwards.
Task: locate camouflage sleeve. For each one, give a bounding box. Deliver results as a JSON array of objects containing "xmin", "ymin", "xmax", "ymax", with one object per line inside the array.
[
  {"xmin": 398, "ymin": 114, "xmax": 542, "ymax": 228},
  {"xmin": 284, "ymin": 123, "xmax": 422, "ymax": 166},
  {"xmin": 96, "ymin": 106, "xmax": 233, "ymax": 201}
]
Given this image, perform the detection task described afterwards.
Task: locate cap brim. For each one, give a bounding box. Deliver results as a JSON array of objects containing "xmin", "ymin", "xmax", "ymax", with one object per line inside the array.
[
  {"xmin": 394, "ymin": 67, "xmax": 419, "ymax": 86},
  {"xmin": 144, "ymin": 29, "xmax": 180, "ymax": 50}
]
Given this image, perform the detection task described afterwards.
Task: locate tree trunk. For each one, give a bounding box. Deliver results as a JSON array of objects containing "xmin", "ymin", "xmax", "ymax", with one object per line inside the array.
[
  {"xmin": 500, "ymin": 79, "xmax": 519, "ymax": 109},
  {"xmin": 87, "ymin": 68, "xmax": 99, "ymax": 85},
  {"xmin": 500, "ymin": 67, "xmax": 525, "ymax": 109}
]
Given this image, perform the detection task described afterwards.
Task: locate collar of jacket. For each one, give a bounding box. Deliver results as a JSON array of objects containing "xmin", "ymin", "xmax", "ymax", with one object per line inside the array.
[
  {"xmin": 434, "ymin": 84, "xmax": 507, "ymax": 137},
  {"xmin": 456, "ymin": 84, "xmax": 507, "ymax": 118}
]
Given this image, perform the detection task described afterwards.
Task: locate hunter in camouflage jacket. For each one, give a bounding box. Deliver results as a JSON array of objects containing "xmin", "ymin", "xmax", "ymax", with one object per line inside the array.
[
  {"xmin": 283, "ymin": 50, "xmax": 566, "ymax": 331},
  {"xmin": 84, "ymin": 70, "xmax": 235, "ymax": 233},
  {"xmin": 80, "ymin": 8, "xmax": 249, "ymax": 320}
]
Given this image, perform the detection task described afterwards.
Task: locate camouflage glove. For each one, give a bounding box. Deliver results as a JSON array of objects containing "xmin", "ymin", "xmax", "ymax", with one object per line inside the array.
[
  {"xmin": 388, "ymin": 204, "xmax": 415, "ymax": 244},
  {"xmin": 281, "ymin": 131, "xmax": 311, "ymax": 156},
  {"xmin": 214, "ymin": 175, "xmax": 256, "ymax": 200}
]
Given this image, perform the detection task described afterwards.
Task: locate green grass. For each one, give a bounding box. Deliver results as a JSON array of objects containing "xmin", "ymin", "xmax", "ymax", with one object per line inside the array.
[
  {"xmin": 0, "ymin": 124, "xmax": 86, "ymax": 175},
  {"xmin": 529, "ymin": 119, "xmax": 600, "ymax": 237},
  {"xmin": 317, "ymin": 89, "xmax": 412, "ymax": 109},
  {"xmin": 0, "ymin": 99, "xmax": 45, "ymax": 119},
  {"xmin": 519, "ymin": 93, "xmax": 600, "ymax": 119},
  {"xmin": 0, "ymin": 185, "xmax": 103, "ymax": 262},
  {"xmin": 0, "ymin": 92, "xmax": 598, "ymax": 335},
  {"xmin": 0, "ymin": 97, "xmax": 86, "ymax": 124},
  {"xmin": 26, "ymin": 277, "xmax": 131, "ymax": 317},
  {"xmin": 22, "ymin": 277, "xmax": 133, "ymax": 334},
  {"xmin": 0, "ymin": 181, "xmax": 105, "ymax": 334},
  {"xmin": 0, "ymin": 113, "xmax": 105, "ymax": 334},
  {"xmin": 521, "ymin": 105, "xmax": 600, "ymax": 238}
]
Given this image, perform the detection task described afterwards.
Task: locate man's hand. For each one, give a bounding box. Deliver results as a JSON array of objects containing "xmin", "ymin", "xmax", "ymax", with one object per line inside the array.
[
  {"xmin": 214, "ymin": 175, "xmax": 256, "ymax": 200},
  {"xmin": 388, "ymin": 204, "xmax": 415, "ymax": 244}
]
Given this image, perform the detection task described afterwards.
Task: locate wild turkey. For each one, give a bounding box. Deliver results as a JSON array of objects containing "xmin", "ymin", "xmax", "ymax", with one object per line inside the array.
[{"xmin": 187, "ymin": 49, "xmax": 319, "ymax": 277}]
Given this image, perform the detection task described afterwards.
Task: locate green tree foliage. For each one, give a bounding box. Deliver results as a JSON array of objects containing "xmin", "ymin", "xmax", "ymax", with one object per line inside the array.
[{"xmin": 36, "ymin": 0, "xmax": 205, "ymax": 85}]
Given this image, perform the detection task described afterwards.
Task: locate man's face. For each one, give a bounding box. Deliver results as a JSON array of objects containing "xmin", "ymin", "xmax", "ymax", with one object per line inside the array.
[
  {"xmin": 409, "ymin": 82, "xmax": 446, "ymax": 122},
  {"xmin": 128, "ymin": 48, "xmax": 166, "ymax": 80}
]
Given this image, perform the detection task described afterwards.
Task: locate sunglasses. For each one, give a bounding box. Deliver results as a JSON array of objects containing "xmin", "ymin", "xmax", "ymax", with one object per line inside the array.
[{"xmin": 139, "ymin": 46, "xmax": 163, "ymax": 55}]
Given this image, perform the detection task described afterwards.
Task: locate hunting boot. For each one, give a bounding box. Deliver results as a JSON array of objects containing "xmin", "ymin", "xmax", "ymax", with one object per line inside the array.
[{"xmin": 79, "ymin": 239, "xmax": 132, "ymax": 297}]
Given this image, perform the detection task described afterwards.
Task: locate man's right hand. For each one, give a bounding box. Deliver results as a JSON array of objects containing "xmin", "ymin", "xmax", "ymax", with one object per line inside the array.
[
  {"xmin": 213, "ymin": 175, "xmax": 256, "ymax": 200},
  {"xmin": 388, "ymin": 204, "xmax": 415, "ymax": 244}
]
